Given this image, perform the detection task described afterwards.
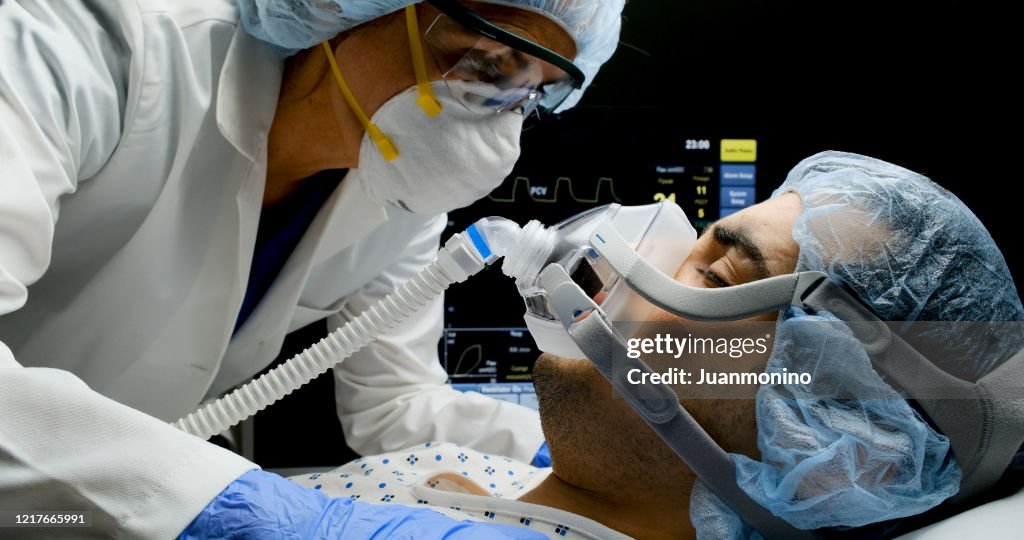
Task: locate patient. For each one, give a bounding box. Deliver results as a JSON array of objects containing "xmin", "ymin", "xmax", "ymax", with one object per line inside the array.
[{"xmin": 293, "ymin": 151, "xmax": 1024, "ymax": 539}]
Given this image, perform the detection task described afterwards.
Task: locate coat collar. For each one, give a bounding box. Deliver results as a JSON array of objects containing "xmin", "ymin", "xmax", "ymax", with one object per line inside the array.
[{"xmin": 215, "ymin": 25, "xmax": 283, "ymax": 162}]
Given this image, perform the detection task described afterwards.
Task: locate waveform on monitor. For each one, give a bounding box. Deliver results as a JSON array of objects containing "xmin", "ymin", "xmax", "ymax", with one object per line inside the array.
[
  {"xmin": 450, "ymin": 344, "xmax": 484, "ymax": 377},
  {"xmin": 488, "ymin": 176, "xmax": 623, "ymax": 204}
]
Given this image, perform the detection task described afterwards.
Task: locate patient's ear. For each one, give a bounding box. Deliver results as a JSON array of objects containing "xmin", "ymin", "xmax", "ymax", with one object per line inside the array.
[{"xmin": 425, "ymin": 473, "xmax": 491, "ymax": 496}]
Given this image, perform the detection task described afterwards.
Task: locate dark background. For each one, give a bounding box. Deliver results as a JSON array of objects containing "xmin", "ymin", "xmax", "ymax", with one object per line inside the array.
[
  {"xmin": 580, "ymin": 0, "xmax": 1019, "ymax": 290},
  {"xmin": 253, "ymin": 0, "xmax": 1020, "ymax": 469}
]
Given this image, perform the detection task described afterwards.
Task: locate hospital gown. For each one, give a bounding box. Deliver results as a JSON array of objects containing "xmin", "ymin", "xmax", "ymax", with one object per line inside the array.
[{"xmin": 290, "ymin": 442, "xmax": 630, "ymax": 539}]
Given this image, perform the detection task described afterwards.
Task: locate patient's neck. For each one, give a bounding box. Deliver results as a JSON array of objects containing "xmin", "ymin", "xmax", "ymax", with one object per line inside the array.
[{"xmin": 519, "ymin": 471, "xmax": 696, "ymax": 540}]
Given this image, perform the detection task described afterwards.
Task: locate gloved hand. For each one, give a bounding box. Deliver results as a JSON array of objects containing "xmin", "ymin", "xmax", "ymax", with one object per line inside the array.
[
  {"xmin": 531, "ymin": 441, "xmax": 552, "ymax": 468},
  {"xmin": 179, "ymin": 469, "xmax": 546, "ymax": 539}
]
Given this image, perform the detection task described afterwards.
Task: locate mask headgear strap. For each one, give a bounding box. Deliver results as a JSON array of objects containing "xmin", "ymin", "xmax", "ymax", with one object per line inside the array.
[
  {"xmin": 588, "ymin": 221, "xmax": 823, "ymax": 321},
  {"xmin": 320, "ymin": 41, "xmax": 399, "ymax": 161}
]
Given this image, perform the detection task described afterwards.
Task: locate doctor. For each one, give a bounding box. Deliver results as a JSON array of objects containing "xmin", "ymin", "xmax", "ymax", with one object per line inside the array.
[{"xmin": 0, "ymin": 0, "xmax": 623, "ymax": 536}]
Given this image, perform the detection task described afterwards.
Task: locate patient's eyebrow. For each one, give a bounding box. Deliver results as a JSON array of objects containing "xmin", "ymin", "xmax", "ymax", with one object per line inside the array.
[{"xmin": 710, "ymin": 223, "xmax": 771, "ymax": 279}]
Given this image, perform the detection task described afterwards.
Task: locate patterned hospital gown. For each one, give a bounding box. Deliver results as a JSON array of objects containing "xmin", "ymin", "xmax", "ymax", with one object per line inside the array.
[{"xmin": 290, "ymin": 442, "xmax": 631, "ymax": 539}]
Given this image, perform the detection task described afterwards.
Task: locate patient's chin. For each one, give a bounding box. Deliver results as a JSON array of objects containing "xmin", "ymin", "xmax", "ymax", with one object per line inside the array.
[
  {"xmin": 532, "ymin": 354, "xmax": 608, "ymax": 446},
  {"xmin": 533, "ymin": 354, "xmax": 594, "ymax": 420},
  {"xmin": 532, "ymin": 353, "xmax": 692, "ymax": 494}
]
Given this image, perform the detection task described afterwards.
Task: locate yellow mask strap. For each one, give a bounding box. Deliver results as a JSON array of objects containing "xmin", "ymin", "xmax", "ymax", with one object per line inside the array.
[
  {"xmin": 320, "ymin": 41, "xmax": 399, "ymax": 161},
  {"xmin": 404, "ymin": 5, "xmax": 442, "ymax": 117}
]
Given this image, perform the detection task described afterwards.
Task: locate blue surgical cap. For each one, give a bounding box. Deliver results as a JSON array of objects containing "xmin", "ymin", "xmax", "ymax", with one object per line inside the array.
[
  {"xmin": 235, "ymin": 0, "xmax": 625, "ymax": 111},
  {"xmin": 692, "ymin": 151, "xmax": 1024, "ymax": 537},
  {"xmin": 779, "ymin": 151, "xmax": 1024, "ymax": 381}
]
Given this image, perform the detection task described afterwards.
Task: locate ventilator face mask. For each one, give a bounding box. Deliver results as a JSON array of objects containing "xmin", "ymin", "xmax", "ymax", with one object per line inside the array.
[{"xmin": 499, "ymin": 202, "xmax": 698, "ymax": 358}]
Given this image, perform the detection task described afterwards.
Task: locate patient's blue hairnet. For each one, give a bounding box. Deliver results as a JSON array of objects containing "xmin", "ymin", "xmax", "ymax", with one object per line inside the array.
[
  {"xmin": 779, "ymin": 151, "xmax": 1024, "ymax": 381},
  {"xmin": 236, "ymin": 0, "xmax": 624, "ymax": 111},
  {"xmin": 692, "ymin": 151, "xmax": 1024, "ymax": 537}
]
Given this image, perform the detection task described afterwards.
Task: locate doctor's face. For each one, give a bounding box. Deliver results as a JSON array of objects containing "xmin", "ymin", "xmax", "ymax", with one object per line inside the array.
[
  {"xmin": 531, "ymin": 193, "xmax": 803, "ymax": 495},
  {"xmin": 327, "ymin": 2, "xmax": 576, "ymax": 143}
]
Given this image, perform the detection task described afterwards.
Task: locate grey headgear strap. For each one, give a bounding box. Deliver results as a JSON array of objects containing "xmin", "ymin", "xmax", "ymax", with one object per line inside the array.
[
  {"xmin": 800, "ymin": 281, "xmax": 1024, "ymax": 505},
  {"xmin": 588, "ymin": 222, "xmax": 826, "ymax": 321}
]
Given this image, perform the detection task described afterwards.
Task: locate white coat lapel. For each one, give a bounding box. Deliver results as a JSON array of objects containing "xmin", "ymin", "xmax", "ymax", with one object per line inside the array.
[
  {"xmin": 312, "ymin": 170, "xmax": 389, "ymax": 267},
  {"xmin": 215, "ymin": 25, "xmax": 280, "ymax": 163}
]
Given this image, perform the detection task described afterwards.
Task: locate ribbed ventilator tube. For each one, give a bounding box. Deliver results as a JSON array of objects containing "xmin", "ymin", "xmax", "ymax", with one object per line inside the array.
[{"xmin": 173, "ymin": 225, "xmax": 494, "ymax": 439}]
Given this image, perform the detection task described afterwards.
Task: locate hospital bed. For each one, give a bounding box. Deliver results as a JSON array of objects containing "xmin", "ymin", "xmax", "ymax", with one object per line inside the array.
[{"xmin": 895, "ymin": 486, "xmax": 1024, "ymax": 539}]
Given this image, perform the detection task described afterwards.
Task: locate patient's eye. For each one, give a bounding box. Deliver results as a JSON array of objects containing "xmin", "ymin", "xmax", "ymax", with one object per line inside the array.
[{"xmin": 697, "ymin": 264, "xmax": 732, "ymax": 287}]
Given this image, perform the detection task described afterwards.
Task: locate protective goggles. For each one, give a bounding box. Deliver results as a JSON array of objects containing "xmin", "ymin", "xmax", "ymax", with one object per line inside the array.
[
  {"xmin": 529, "ymin": 202, "xmax": 1024, "ymax": 539},
  {"xmin": 424, "ymin": 0, "xmax": 585, "ymax": 115}
]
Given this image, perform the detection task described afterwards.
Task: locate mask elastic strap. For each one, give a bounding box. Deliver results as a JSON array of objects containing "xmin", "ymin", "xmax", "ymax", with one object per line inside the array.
[
  {"xmin": 588, "ymin": 221, "xmax": 826, "ymax": 320},
  {"xmin": 404, "ymin": 5, "xmax": 442, "ymax": 116},
  {"xmin": 320, "ymin": 41, "xmax": 399, "ymax": 161}
]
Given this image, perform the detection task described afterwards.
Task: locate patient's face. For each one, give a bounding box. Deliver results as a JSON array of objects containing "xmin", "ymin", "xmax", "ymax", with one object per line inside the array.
[
  {"xmin": 532, "ymin": 193, "xmax": 802, "ymax": 495},
  {"xmin": 667, "ymin": 191, "xmax": 803, "ymax": 314}
]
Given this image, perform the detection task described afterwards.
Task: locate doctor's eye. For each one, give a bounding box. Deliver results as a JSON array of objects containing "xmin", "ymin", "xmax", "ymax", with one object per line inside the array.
[
  {"xmin": 460, "ymin": 49, "xmax": 517, "ymax": 81},
  {"xmin": 697, "ymin": 265, "xmax": 732, "ymax": 288}
]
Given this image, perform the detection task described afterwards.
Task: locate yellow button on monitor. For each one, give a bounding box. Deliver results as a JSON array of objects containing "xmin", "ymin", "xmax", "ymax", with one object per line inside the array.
[{"xmin": 721, "ymin": 139, "xmax": 757, "ymax": 162}]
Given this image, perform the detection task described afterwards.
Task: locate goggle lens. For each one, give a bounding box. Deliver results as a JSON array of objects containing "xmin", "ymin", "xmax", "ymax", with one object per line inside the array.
[{"xmin": 424, "ymin": 13, "xmax": 576, "ymax": 115}]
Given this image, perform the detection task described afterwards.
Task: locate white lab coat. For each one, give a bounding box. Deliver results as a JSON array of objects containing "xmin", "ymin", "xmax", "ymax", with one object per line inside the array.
[{"xmin": 0, "ymin": 0, "xmax": 542, "ymax": 536}]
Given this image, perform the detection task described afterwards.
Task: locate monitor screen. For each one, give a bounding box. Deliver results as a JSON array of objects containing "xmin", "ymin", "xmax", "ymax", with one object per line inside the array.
[{"xmin": 440, "ymin": 109, "xmax": 758, "ymax": 409}]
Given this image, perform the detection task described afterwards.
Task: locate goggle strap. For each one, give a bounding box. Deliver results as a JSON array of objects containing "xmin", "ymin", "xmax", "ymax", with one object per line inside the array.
[
  {"xmin": 404, "ymin": 6, "xmax": 442, "ymax": 117},
  {"xmin": 320, "ymin": 41, "xmax": 399, "ymax": 161}
]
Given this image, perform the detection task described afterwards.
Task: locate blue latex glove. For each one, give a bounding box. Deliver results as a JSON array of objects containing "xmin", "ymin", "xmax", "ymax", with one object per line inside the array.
[
  {"xmin": 179, "ymin": 469, "xmax": 546, "ymax": 539},
  {"xmin": 531, "ymin": 441, "xmax": 552, "ymax": 468}
]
